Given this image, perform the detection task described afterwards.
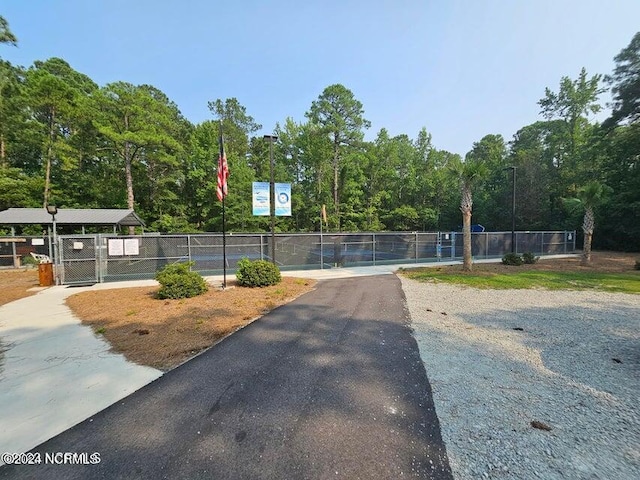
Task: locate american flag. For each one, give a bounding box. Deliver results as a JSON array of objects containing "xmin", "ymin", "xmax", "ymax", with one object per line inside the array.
[{"xmin": 216, "ymin": 134, "xmax": 229, "ymax": 202}]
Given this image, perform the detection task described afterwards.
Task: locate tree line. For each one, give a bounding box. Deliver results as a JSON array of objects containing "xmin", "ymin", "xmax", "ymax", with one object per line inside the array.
[{"xmin": 1, "ymin": 17, "xmax": 638, "ymax": 252}]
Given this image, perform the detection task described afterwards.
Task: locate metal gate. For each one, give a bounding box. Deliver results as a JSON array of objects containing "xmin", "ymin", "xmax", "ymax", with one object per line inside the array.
[{"xmin": 59, "ymin": 236, "xmax": 99, "ymax": 285}]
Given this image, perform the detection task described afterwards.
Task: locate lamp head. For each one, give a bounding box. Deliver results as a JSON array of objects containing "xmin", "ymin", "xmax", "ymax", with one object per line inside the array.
[
  {"xmin": 263, "ymin": 134, "xmax": 278, "ymax": 142},
  {"xmin": 46, "ymin": 205, "xmax": 58, "ymax": 216}
]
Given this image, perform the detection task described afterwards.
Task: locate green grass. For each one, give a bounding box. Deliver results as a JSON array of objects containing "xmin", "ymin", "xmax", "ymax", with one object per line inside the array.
[{"xmin": 401, "ymin": 269, "xmax": 640, "ymax": 294}]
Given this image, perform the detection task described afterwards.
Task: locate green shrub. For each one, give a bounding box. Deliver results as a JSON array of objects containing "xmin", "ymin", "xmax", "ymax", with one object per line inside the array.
[
  {"xmin": 502, "ymin": 252, "xmax": 523, "ymax": 266},
  {"xmin": 235, "ymin": 258, "xmax": 281, "ymax": 287},
  {"xmin": 21, "ymin": 254, "xmax": 39, "ymax": 266},
  {"xmin": 522, "ymin": 252, "xmax": 539, "ymax": 264},
  {"xmin": 155, "ymin": 262, "xmax": 208, "ymax": 299}
]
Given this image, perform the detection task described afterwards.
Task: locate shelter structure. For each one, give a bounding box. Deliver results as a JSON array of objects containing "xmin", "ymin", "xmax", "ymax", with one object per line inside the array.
[
  {"xmin": 0, "ymin": 208, "xmax": 145, "ymax": 234},
  {"xmin": 0, "ymin": 208, "xmax": 145, "ymax": 268}
]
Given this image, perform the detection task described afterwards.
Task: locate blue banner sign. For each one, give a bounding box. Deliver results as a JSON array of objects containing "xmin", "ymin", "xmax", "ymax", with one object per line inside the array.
[
  {"xmin": 275, "ymin": 183, "xmax": 292, "ymax": 216},
  {"xmin": 252, "ymin": 182, "xmax": 270, "ymax": 216}
]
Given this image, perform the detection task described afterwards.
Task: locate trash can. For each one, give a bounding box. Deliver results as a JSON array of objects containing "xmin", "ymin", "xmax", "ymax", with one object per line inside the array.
[{"xmin": 38, "ymin": 262, "xmax": 54, "ymax": 287}]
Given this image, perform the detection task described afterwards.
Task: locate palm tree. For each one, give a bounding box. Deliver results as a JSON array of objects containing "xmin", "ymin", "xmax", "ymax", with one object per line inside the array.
[
  {"xmin": 565, "ymin": 181, "xmax": 608, "ymax": 265},
  {"xmin": 450, "ymin": 158, "xmax": 488, "ymax": 271}
]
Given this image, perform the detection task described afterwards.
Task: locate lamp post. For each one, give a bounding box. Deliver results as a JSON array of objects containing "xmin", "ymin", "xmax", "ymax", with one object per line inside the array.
[
  {"xmin": 263, "ymin": 134, "xmax": 278, "ymax": 264},
  {"xmin": 46, "ymin": 204, "xmax": 58, "ymax": 284},
  {"xmin": 504, "ymin": 167, "xmax": 516, "ymax": 253}
]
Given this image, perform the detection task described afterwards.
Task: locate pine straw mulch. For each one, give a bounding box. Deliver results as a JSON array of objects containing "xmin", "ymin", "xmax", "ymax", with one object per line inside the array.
[
  {"xmin": 0, "ymin": 268, "xmax": 41, "ymax": 306},
  {"xmin": 65, "ymin": 277, "xmax": 316, "ymax": 371},
  {"xmin": 419, "ymin": 251, "xmax": 639, "ymax": 275}
]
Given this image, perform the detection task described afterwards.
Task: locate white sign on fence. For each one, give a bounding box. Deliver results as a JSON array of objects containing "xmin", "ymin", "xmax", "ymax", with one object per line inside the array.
[{"xmin": 124, "ymin": 238, "xmax": 139, "ymax": 255}]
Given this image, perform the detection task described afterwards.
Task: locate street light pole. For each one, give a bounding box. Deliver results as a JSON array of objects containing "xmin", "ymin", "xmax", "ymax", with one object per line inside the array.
[
  {"xmin": 263, "ymin": 134, "xmax": 278, "ymax": 264},
  {"xmin": 505, "ymin": 166, "xmax": 516, "ymax": 253},
  {"xmin": 46, "ymin": 204, "xmax": 58, "ymax": 284}
]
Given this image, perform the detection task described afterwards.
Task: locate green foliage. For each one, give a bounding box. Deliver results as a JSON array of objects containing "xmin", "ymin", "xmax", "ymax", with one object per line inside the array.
[
  {"xmin": 606, "ymin": 32, "xmax": 640, "ymax": 126},
  {"xmin": 21, "ymin": 254, "xmax": 39, "ymax": 266},
  {"xmin": 0, "ymin": 32, "xmax": 639, "ymax": 252},
  {"xmin": 150, "ymin": 214, "xmax": 199, "ymax": 233},
  {"xmin": 522, "ymin": 252, "xmax": 539, "ymax": 264},
  {"xmin": 235, "ymin": 258, "xmax": 281, "ymax": 287},
  {"xmin": 0, "ymin": 168, "xmax": 43, "ymax": 210},
  {"xmin": 502, "ymin": 253, "xmax": 524, "ymax": 266},
  {"xmin": 0, "ymin": 15, "xmax": 18, "ymax": 46},
  {"xmin": 155, "ymin": 262, "xmax": 208, "ymax": 299},
  {"xmin": 402, "ymin": 269, "xmax": 640, "ymax": 294}
]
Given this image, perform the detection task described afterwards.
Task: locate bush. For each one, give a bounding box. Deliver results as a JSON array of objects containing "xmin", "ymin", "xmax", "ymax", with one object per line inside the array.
[
  {"xmin": 235, "ymin": 258, "xmax": 281, "ymax": 287},
  {"xmin": 502, "ymin": 253, "xmax": 523, "ymax": 266},
  {"xmin": 155, "ymin": 262, "xmax": 208, "ymax": 299},
  {"xmin": 635, "ymin": 260, "xmax": 640, "ymax": 271},
  {"xmin": 522, "ymin": 252, "xmax": 539, "ymax": 264},
  {"xmin": 21, "ymin": 254, "xmax": 39, "ymax": 266}
]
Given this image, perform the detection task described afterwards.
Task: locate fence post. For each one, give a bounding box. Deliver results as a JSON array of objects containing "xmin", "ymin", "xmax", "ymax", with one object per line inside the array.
[
  {"xmin": 320, "ymin": 231, "xmax": 324, "ymax": 269},
  {"xmin": 47, "ymin": 226, "xmax": 53, "ymax": 264},
  {"xmin": 451, "ymin": 232, "xmax": 455, "ymax": 259},
  {"xmin": 260, "ymin": 235, "xmax": 264, "ymax": 261},
  {"xmin": 187, "ymin": 234, "xmax": 192, "ymax": 265},
  {"xmin": 415, "ymin": 231, "xmax": 419, "ymax": 263},
  {"xmin": 542, "ymin": 232, "xmax": 545, "ymax": 255},
  {"xmin": 485, "ymin": 231, "xmax": 489, "ymax": 258},
  {"xmin": 93, "ymin": 233, "xmax": 102, "ymax": 283},
  {"xmin": 56, "ymin": 235, "xmax": 63, "ymax": 285},
  {"xmin": 373, "ymin": 233, "xmax": 376, "ymax": 265}
]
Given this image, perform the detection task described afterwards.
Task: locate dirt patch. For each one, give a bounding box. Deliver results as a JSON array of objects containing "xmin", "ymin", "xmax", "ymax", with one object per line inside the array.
[
  {"xmin": 0, "ymin": 269, "xmax": 40, "ymax": 306},
  {"xmin": 422, "ymin": 251, "xmax": 639, "ymax": 275},
  {"xmin": 66, "ymin": 277, "xmax": 316, "ymax": 371}
]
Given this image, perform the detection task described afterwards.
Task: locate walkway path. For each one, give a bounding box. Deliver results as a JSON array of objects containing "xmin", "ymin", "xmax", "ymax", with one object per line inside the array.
[
  {"xmin": 1, "ymin": 275, "xmax": 452, "ymax": 479},
  {"xmin": 0, "ymin": 286, "xmax": 161, "ymax": 457}
]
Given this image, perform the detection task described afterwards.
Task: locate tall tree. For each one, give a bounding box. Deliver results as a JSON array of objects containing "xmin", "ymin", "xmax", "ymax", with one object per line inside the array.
[
  {"xmin": 25, "ymin": 58, "xmax": 97, "ymax": 206},
  {"xmin": 0, "ymin": 61, "xmax": 27, "ymax": 168},
  {"xmin": 538, "ymin": 68, "xmax": 604, "ymax": 187},
  {"xmin": 508, "ymin": 122, "xmax": 555, "ymax": 229},
  {"xmin": 606, "ymin": 31, "xmax": 640, "ymax": 127},
  {"xmin": 0, "ymin": 15, "xmax": 17, "ymax": 46},
  {"xmin": 466, "ymin": 134, "xmax": 508, "ymax": 229},
  {"xmin": 91, "ymin": 82, "xmax": 184, "ymax": 231},
  {"xmin": 306, "ymin": 84, "xmax": 370, "ymax": 228}
]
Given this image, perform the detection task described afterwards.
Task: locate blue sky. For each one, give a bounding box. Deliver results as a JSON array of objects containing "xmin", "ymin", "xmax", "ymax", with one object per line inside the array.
[{"xmin": 2, "ymin": 0, "xmax": 639, "ymax": 156}]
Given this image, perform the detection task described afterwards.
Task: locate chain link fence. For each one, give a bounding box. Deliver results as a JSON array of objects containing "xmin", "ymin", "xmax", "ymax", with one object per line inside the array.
[{"xmin": 46, "ymin": 230, "xmax": 576, "ymax": 285}]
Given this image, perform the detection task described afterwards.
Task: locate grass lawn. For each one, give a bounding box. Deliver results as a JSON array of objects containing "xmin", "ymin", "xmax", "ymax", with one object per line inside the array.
[{"xmin": 400, "ymin": 252, "xmax": 640, "ymax": 294}]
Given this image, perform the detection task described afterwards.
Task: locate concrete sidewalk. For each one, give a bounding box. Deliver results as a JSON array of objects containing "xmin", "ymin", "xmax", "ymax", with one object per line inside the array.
[
  {"xmin": 0, "ymin": 264, "xmax": 412, "ymax": 456},
  {"xmin": 0, "ymin": 255, "xmax": 576, "ymax": 458},
  {"xmin": 0, "ymin": 286, "xmax": 162, "ymax": 456}
]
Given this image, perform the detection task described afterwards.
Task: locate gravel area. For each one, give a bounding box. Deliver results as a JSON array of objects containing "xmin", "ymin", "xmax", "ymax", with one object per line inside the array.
[{"xmin": 400, "ymin": 277, "xmax": 640, "ymax": 480}]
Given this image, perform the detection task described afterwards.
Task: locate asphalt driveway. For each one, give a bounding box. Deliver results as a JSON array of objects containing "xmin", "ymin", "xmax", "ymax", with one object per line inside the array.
[{"xmin": 1, "ymin": 275, "xmax": 452, "ymax": 479}]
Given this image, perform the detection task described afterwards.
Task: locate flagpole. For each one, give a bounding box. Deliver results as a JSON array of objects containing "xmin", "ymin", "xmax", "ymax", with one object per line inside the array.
[
  {"xmin": 222, "ymin": 195, "xmax": 227, "ymax": 288},
  {"xmin": 319, "ymin": 206, "xmax": 323, "ymax": 269},
  {"xmin": 220, "ymin": 121, "xmax": 227, "ymax": 289}
]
